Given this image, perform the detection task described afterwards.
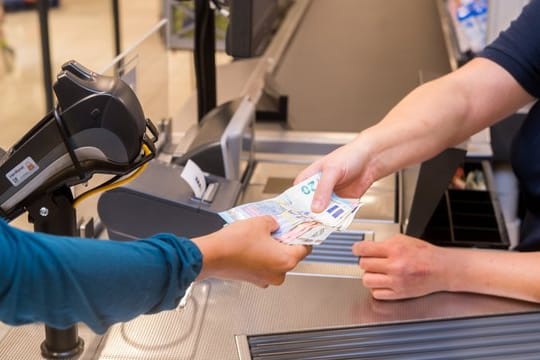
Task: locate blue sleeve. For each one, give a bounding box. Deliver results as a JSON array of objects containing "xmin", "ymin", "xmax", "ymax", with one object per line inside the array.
[
  {"xmin": 479, "ymin": 0, "xmax": 540, "ymax": 98},
  {"xmin": 0, "ymin": 219, "xmax": 202, "ymax": 334}
]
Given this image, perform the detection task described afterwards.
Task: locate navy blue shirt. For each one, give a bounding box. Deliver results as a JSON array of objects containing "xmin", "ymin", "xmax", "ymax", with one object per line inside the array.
[
  {"xmin": 480, "ymin": 0, "xmax": 540, "ymax": 97},
  {"xmin": 479, "ymin": 0, "xmax": 540, "ymax": 250},
  {"xmin": 0, "ymin": 219, "xmax": 202, "ymax": 333}
]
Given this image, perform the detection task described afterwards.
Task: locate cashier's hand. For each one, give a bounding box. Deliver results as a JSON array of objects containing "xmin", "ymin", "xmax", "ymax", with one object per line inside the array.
[
  {"xmin": 294, "ymin": 139, "xmax": 375, "ymax": 213},
  {"xmin": 354, "ymin": 234, "xmax": 448, "ymax": 300},
  {"xmin": 193, "ymin": 216, "xmax": 311, "ymax": 288}
]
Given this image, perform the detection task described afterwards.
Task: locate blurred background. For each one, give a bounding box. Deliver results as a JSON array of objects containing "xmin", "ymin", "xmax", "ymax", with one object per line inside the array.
[
  {"xmin": 0, "ymin": 0, "xmax": 231, "ymax": 230},
  {"xmin": 0, "ymin": 0, "xmax": 231, "ymax": 150}
]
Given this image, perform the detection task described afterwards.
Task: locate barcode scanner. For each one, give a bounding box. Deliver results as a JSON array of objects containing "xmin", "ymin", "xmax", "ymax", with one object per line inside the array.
[{"xmin": 0, "ymin": 60, "xmax": 157, "ymax": 220}]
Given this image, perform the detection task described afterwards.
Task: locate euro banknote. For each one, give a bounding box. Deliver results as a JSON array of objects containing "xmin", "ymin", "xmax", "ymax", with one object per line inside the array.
[{"xmin": 219, "ymin": 173, "xmax": 362, "ymax": 245}]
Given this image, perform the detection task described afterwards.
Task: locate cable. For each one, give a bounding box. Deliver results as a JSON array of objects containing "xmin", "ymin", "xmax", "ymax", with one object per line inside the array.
[
  {"xmin": 72, "ymin": 144, "xmax": 152, "ymax": 207},
  {"xmin": 54, "ymin": 108, "xmax": 86, "ymax": 180}
]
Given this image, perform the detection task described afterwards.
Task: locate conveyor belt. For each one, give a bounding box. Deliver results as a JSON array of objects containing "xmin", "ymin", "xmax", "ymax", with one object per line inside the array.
[
  {"xmin": 247, "ymin": 311, "xmax": 540, "ymax": 359},
  {"xmin": 304, "ymin": 231, "xmax": 370, "ymax": 265}
]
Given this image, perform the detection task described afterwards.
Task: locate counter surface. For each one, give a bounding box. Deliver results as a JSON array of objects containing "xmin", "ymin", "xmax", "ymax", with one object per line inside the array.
[{"xmin": 96, "ymin": 274, "xmax": 540, "ymax": 359}]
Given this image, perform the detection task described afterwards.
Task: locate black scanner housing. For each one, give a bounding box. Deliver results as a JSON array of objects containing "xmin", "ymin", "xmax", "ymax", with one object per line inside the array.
[{"xmin": 0, "ymin": 60, "xmax": 153, "ymax": 220}]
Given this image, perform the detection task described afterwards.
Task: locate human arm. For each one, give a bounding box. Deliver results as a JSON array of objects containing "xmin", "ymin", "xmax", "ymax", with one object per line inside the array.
[
  {"xmin": 0, "ymin": 219, "xmax": 201, "ymax": 334},
  {"xmin": 296, "ymin": 57, "xmax": 534, "ymax": 212},
  {"xmin": 354, "ymin": 235, "xmax": 540, "ymax": 303},
  {"xmin": 0, "ymin": 216, "xmax": 310, "ymax": 333},
  {"xmin": 192, "ymin": 215, "xmax": 311, "ymax": 287}
]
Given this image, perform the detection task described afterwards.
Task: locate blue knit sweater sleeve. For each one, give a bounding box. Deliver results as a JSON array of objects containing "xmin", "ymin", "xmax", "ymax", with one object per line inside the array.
[
  {"xmin": 479, "ymin": 0, "xmax": 540, "ymax": 98},
  {"xmin": 0, "ymin": 219, "xmax": 202, "ymax": 334}
]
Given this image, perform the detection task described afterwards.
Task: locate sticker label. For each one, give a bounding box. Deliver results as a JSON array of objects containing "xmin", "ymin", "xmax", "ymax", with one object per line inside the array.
[{"xmin": 6, "ymin": 157, "xmax": 39, "ymax": 187}]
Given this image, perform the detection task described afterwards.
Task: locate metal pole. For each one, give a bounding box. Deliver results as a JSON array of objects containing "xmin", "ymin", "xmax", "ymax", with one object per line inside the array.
[
  {"xmin": 37, "ymin": 0, "xmax": 54, "ymax": 111},
  {"xmin": 28, "ymin": 186, "xmax": 84, "ymax": 359},
  {"xmin": 112, "ymin": 0, "xmax": 121, "ymax": 56},
  {"xmin": 194, "ymin": 0, "xmax": 217, "ymax": 121}
]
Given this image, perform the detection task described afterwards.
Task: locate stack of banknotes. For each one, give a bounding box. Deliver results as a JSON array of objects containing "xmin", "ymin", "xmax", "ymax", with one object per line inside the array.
[{"xmin": 219, "ymin": 173, "xmax": 362, "ymax": 245}]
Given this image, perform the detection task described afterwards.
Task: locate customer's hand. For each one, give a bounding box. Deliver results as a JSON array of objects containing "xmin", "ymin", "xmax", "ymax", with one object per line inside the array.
[
  {"xmin": 353, "ymin": 234, "xmax": 449, "ymax": 300},
  {"xmin": 193, "ymin": 216, "xmax": 312, "ymax": 287},
  {"xmin": 294, "ymin": 139, "xmax": 375, "ymax": 212}
]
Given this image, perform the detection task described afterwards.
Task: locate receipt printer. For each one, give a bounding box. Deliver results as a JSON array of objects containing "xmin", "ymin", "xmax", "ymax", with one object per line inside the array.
[{"xmin": 98, "ymin": 160, "xmax": 241, "ymax": 240}]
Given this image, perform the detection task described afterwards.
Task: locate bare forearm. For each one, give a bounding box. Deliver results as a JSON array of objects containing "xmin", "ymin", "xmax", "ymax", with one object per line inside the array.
[
  {"xmin": 354, "ymin": 58, "xmax": 533, "ymax": 180},
  {"xmin": 297, "ymin": 58, "xmax": 533, "ymax": 212},
  {"xmin": 441, "ymin": 247, "xmax": 540, "ymax": 303},
  {"xmin": 358, "ymin": 78, "xmax": 470, "ymax": 177},
  {"xmin": 192, "ymin": 234, "xmax": 224, "ymax": 281}
]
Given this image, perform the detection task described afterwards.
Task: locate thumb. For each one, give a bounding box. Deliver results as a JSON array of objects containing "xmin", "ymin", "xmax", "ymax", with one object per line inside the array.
[
  {"xmin": 312, "ymin": 169, "xmax": 341, "ymax": 213},
  {"xmin": 286, "ymin": 244, "xmax": 312, "ymax": 261},
  {"xmin": 260, "ymin": 215, "xmax": 279, "ymax": 233}
]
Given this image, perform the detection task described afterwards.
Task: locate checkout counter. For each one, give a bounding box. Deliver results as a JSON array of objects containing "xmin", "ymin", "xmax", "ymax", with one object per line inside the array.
[{"xmin": 0, "ymin": 0, "xmax": 539, "ymax": 358}]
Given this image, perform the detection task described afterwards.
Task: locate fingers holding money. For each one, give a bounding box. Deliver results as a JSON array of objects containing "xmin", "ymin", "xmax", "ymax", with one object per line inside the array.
[
  {"xmin": 193, "ymin": 216, "xmax": 311, "ymax": 287},
  {"xmin": 295, "ymin": 138, "xmax": 380, "ymax": 216},
  {"xmin": 285, "ymin": 243, "xmax": 313, "ymax": 263},
  {"xmin": 210, "ymin": 172, "xmax": 363, "ymax": 288},
  {"xmin": 219, "ymin": 174, "xmax": 362, "ymax": 246},
  {"xmin": 311, "ymin": 167, "xmax": 344, "ymax": 213},
  {"xmin": 294, "ymin": 161, "xmax": 344, "ymax": 213},
  {"xmin": 259, "ymin": 214, "xmax": 280, "ymax": 233}
]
